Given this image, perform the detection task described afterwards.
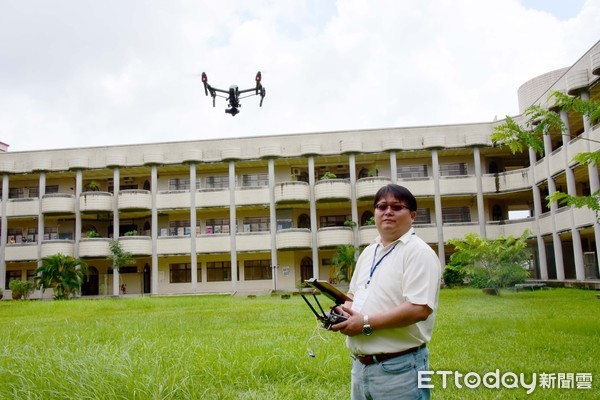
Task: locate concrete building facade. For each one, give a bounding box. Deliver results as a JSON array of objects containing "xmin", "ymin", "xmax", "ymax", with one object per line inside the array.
[{"xmin": 1, "ymin": 42, "xmax": 599, "ymax": 298}]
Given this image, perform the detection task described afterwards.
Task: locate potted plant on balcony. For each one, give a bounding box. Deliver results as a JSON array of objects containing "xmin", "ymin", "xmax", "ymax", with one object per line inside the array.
[
  {"xmin": 124, "ymin": 230, "xmax": 138, "ymax": 236},
  {"xmin": 84, "ymin": 181, "xmax": 101, "ymax": 192},
  {"xmin": 86, "ymin": 230, "xmax": 101, "ymax": 238},
  {"xmin": 320, "ymin": 171, "xmax": 337, "ymax": 180}
]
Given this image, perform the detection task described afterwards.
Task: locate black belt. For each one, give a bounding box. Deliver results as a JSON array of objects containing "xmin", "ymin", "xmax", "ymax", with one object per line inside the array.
[{"xmin": 354, "ymin": 343, "xmax": 426, "ymax": 365}]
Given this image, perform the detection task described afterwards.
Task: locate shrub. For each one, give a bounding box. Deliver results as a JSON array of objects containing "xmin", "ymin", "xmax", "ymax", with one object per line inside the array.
[
  {"xmin": 443, "ymin": 263, "xmax": 467, "ymax": 288},
  {"xmin": 9, "ymin": 279, "xmax": 35, "ymax": 300}
]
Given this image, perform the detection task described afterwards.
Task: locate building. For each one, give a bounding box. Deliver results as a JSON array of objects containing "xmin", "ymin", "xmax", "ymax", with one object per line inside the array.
[{"xmin": 1, "ymin": 42, "xmax": 599, "ymax": 299}]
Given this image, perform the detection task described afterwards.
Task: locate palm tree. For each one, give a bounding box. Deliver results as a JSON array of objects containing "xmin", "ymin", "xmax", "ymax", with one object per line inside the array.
[
  {"xmin": 331, "ymin": 245, "xmax": 357, "ymax": 283},
  {"xmin": 35, "ymin": 253, "xmax": 89, "ymax": 300}
]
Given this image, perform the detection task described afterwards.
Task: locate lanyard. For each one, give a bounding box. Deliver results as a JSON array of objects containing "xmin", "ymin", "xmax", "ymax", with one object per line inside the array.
[{"xmin": 366, "ymin": 242, "xmax": 398, "ymax": 288}]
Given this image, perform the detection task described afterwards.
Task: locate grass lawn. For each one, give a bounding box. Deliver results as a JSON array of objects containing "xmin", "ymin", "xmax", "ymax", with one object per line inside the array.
[{"xmin": 0, "ymin": 288, "xmax": 598, "ymax": 399}]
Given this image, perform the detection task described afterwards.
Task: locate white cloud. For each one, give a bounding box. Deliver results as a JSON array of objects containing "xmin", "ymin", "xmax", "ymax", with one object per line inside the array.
[{"xmin": 0, "ymin": 0, "xmax": 599, "ymax": 151}]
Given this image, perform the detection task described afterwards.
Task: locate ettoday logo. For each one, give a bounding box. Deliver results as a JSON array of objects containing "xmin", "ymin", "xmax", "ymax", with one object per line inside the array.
[{"xmin": 418, "ymin": 370, "xmax": 593, "ymax": 394}]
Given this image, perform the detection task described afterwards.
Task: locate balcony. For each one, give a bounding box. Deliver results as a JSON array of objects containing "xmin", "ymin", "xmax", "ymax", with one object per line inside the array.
[
  {"xmin": 118, "ymin": 236, "xmax": 152, "ymax": 256},
  {"xmin": 235, "ymin": 187, "xmax": 269, "ymax": 206},
  {"xmin": 118, "ymin": 190, "xmax": 151, "ymax": 211},
  {"xmin": 356, "ymin": 177, "xmax": 392, "ymax": 199},
  {"xmin": 157, "ymin": 236, "xmax": 191, "ymax": 255},
  {"xmin": 5, "ymin": 198, "xmax": 39, "ymax": 217},
  {"xmin": 196, "ymin": 234, "xmax": 231, "ymax": 253},
  {"xmin": 157, "ymin": 191, "xmax": 191, "ymax": 210},
  {"xmin": 41, "ymin": 194, "xmax": 76, "ymax": 215},
  {"xmin": 317, "ymin": 227, "xmax": 353, "ymax": 248},
  {"xmin": 79, "ymin": 238, "xmax": 111, "ymax": 258},
  {"xmin": 439, "ymin": 176, "xmax": 478, "ymax": 195},
  {"xmin": 5, "ymin": 243, "xmax": 37, "ymax": 262},
  {"xmin": 396, "ymin": 177, "xmax": 434, "ymax": 197},
  {"xmin": 41, "ymin": 240, "xmax": 74, "ymax": 258},
  {"xmin": 274, "ymin": 182, "xmax": 310, "ymax": 204},
  {"xmin": 358, "ymin": 225, "xmax": 378, "ymax": 246},
  {"xmin": 276, "ymin": 228, "xmax": 311, "ymax": 249},
  {"xmin": 80, "ymin": 192, "xmax": 114, "ymax": 213},
  {"xmin": 197, "ymin": 189, "xmax": 229, "ymax": 208},
  {"xmin": 314, "ymin": 179, "xmax": 351, "ymax": 202},
  {"xmin": 482, "ymin": 170, "xmax": 531, "ymax": 194},
  {"xmin": 237, "ymin": 232, "xmax": 271, "ymax": 252}
]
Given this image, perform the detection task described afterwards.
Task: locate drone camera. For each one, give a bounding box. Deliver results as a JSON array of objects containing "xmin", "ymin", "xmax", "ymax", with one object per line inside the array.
[{"xmin": 225, "ymin": 108, "xmax": 239, "ymax": 116}]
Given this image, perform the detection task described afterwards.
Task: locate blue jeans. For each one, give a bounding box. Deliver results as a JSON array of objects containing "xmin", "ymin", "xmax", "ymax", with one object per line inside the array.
[{"xmin": 351, "ymin": 346, "xmax": 430, "ymax": 400}]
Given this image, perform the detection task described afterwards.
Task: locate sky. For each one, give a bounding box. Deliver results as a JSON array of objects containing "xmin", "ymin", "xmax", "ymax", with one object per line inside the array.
[{"xmin": 0, "ymin": 0, "xmax": 599, "ymax": 152}]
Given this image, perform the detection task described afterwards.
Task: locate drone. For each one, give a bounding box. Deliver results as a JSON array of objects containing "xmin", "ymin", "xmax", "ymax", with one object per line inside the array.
[{"xmin": 201, "ymin": 71, "xmax": 265, "ymax": 116}]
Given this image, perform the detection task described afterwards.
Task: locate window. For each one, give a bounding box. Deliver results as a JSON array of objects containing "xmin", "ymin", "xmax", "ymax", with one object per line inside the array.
[
  {"xmin": 207, "ymin": 261, "xmax": 231, "ymax": 282},
  {"xmin": 397, "ymin": 165, "xmax": 428, "ymax": 179},
  {"xmin": 44, "ymin": 227, "xmax": 59, "ymax": 240},
  {"xmin": 167, "ymin": 220, "xmax": 198, "ymax": 236},
  {"xmin": 5, "ymin": 270, "xmax": 22, "ymax": 290},
  {"xmin": 319, "ymin": 215, "xmax": 351, "ymax": 228},
  {"xmin": 442, "ymin": 207, "xmax": 471, "ymax": 223},
  {"xmin": 440, "ymin": 163, "xmax": 468, "ymax": 176},
  {"xmin": 169, "ymin": 263, "xmax": 201, "ymax": 283},
  {"xmin": 205, "ymin": 175, "xmax": 229, "ymax": 189},
  {"xmin": 206, "ymin": 218, "xmax": 230, "ymax": 234},
  {"xmin": 9, "ymin": 188, "xmax": 24, "ymax": 199},
  {"xmin": 242, "ymin": 173, "xmax": 268, "ymax": 187},
  {"xmin": 168, "ymin": 178, "xmax": 200, "ymax": 191},
  {"xmin": 242, "ymin": 217, "xmax": 270, "ymax": 232},
  {"xmin": 414, "ymin": 208, "xmax": 431, "ymax": 225},
  {"xmin": 244, "ymin": 259, "xmax": 272, "ymax": 280}
]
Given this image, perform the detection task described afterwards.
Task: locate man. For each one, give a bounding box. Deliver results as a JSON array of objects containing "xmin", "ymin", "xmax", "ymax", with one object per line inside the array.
[{"xmin": 331, "ymin": 184, "xmax": 441, "ymax": 399}]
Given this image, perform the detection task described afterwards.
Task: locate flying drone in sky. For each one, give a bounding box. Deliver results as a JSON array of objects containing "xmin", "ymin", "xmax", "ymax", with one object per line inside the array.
[{"xmin": 201, "ymin": 71, "xmax": 265, "ymax": 116}]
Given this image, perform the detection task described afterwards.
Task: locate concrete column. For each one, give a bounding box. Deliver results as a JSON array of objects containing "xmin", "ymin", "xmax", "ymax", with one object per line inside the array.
[
  {"xmin": 268, "ymin": 158, "xmax": 278, "ymax": 290},
  {"xmin": 308, "ymin": 156, "xmax": 319, "ymax": 279},
  {"xmin": 560, "ymin": 110, "xmax": 585, "ymax": 280},
  {"xmin": 431, "ymin": 150, "xmax": 445, "ymax": 264},
  {"xmin": 151, "ymin": 165, "xmax": 159, "ymax": 294},
  {"xmin": 37, "ymin": 172, "xmax": 46, "ymax": 267},
  {"xmin": 349, "ymin": 154, "xmax": 358, "ymax": 250},
  {"xmin": 229, "ymin": 161, "xmax": 238, "ymax": 292},
  {"xmin": 528, "ymin": 148, "xmax": 548, "ymax": 280},
  {"xmin": 473, "ymin": 147, "xmax": 486, "ymax": 237},
  {"xmin": 0, "ymin": 174, "xmax": 9, "ymax": 290},
  {"xmin": 389, "ymin": 150, "xmax": 397, "ymax": 183},
  {"xmin": 189, "ymin": 162, "xmax": 198, "ymax": 291},
  {"xmin": 112, "ymin": 167, "xmax": 120, "ymax": 296},
  {"xmin": 543, "ymin": 134, "xmax": 565, "ymax": 280},
  {"xmin": 74, "ymin": 170, "xmax": 82, "ymax": 258},
  {"xmin": 581, "ymin": 90, "xmax": 600, "ymax": 276}
]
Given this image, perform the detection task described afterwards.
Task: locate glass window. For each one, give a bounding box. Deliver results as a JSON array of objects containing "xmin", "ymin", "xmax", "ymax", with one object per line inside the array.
[
  {"xmin": 207, "ymin": 261, "xmax": 231, "ymax": 282},
  {"xmin": 5, "ymin": 270, "xmax": 22, "ymax": 290},
  {"xmin": 242, "ymin": 217, "xmax": 270, "ymax": 232},
  {"xmin": 167, "ymin": 220, "xmax": 199, "ymax": 236},
  {"xmin": 9, "ymin": 188, "xmax": 24, "ymax": 199},
  {"xmin": 440, "ymin": 163, "xmax": 468, "ymax": 176},
  {"xmin": 397, "ymin": 165, "xmax": 428, "ymax": 179},
  {"xmin": 168, "ymin": 178, "xmax": 200, "ymax": 191},
  {"xmin": 442, "ymin": 207, "xmax": 471, "ymax": 223},
  {"xmin": 242, "ymin": 174, "xmax": 268, "ymax": 187},
  {"xmin": 206, "ymin": 218, "xmax": 230, "ymax": 234},
  {"xmin": 244, "ymin": 259, "xmax": 272, "ymax": 280},
  {"xmin": 205, "ymin": 175, "xmax": 229, "ymax": 189},
  {"xmin": 319, "ymin": 215, "xmax": 351, "ymax": 228},
  {"xmin": 169, "ymin": 263, "xmax": 201, "ymax": 283},
  {"xmin": 414, "ymin": 208, "xmax": 431, "ymax": 225}
]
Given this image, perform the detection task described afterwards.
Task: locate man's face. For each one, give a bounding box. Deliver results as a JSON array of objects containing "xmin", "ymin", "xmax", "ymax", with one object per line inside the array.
[{"xmin": 374, "ymin": 193, "xmax": 416, "ymax": 242}]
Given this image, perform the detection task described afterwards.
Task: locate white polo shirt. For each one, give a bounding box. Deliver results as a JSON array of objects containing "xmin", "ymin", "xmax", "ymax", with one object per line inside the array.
[{"xmin": 346, "ymin": 227, "xmax": 441, "ymax": 355}]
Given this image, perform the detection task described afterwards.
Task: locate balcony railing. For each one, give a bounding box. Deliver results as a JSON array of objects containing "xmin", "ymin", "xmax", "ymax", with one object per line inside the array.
[
  {"xmin": 5, "ymin": 198, "xmax": 39, "ymax": 217},
  {"xmin": 118, "ymin": 190, "xmax": 151, "ymax": 211},
  {"xmin": 356, "ymin": 177, "xmax": 392, "ymax": 199},
  {"xmin": 118, "ymin": 235, "xmax": 152, "ymax": 255},
  {"xmin": 317, "ymin": 226, "xmax": 353, "ymax": 248},
  {"xmin": 314, "ymin": 179, "xmax": 351, "ymax": 202},
  {"xmin": 80, "ymin": 192, "xmax": 113, "ymax": 213},
  {"xmin": 274, "ymin": 181, "xmax": 310, "ymax": 203},
  {"xmin": 41, "ymin": 194, "xmax": 76, "ymax": 215},
  {"xmin": 79, "ymin": 238, "xmax": 111, "ymax": 258},
  {"xmin": 41, "ymin": 240, "xmax": 74, "ymax": 258},
  {"xmin": 276, "ymin": 228, "xmax": 311, "ymax": 249}
]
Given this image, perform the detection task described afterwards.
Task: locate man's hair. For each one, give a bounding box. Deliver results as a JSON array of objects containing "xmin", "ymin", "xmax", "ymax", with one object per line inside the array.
[{"xmin": 373, "ymin": 184, "xmax": 417, "ymax": 211}]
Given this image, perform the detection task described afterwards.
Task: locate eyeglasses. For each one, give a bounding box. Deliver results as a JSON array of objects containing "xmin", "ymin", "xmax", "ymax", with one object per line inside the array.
[{"xmin": 375, "ymin": 203, "xmax": 410, "ymax": 212}]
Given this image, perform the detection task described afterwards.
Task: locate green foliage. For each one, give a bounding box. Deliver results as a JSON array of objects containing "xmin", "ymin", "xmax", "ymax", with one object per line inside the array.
[
  {"xmin": 9, "ymin": 279, "xmax": 35, "ymax": 300},
  {"xmin": 86, "ymin": 230, "xmax": 101, "ymax": 238},
  {"xmin": 363, "ymin": 216, "xmax": 375, "ymax": 226},
  {"xmin": 331, "ymin": 245, "xmax": 357, "ymax": 283},
  {"xmin": 448, "ymin": 232, "xmax": 531, "ymax": 291},
  {"xmin": 35, "ymin": 253, "xmax": 89, "ymax": 300},
  {"xmin": 108, "ymin": 239, "xmax": 135, "ymax": 272},
  {"xmin": 442, "ymin": 263, "xmax": 467, "ymax": 288},
  {"xmin": 343, "ymin": 219, "xmax": 357, "ymax": 227},
  {"xmin": 124, "ymin": 230, "xmax": 138, "ymax": 236},
  {"xmin": 319, "ymin": 171, "xmax": 337, "ymax": 180}
]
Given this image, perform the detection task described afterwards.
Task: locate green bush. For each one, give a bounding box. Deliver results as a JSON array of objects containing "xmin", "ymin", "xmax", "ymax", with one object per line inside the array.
[
  {"xmin": 443, "ymin": 263, "xmax": 466, "ymax": 287},
  {"xmin": 9, "ymin": 279, "xmax": 35, "ymax": 300}
]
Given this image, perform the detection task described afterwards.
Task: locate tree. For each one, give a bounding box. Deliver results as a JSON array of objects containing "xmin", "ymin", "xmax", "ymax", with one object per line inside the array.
[
  {"xmin": 35, "ymin": 253, "xmax": 89, "ymax": 300},
  {"xmin": 108, "ymin": 239, "xmax": 135, "ymax": 296},
  {"xmin": 331, "ymin": 245, "xmax": 357, "ymax": 283},
  {"xmin": 491, "ymin": 91, "xmax": 600, "ymax": 219},
  {"xmin": 448, "ymin": 232, "xmax": 531, "ymax": 293}
]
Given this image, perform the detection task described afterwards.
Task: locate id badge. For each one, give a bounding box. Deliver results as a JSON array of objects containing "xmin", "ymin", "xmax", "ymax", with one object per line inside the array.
[{"xmin": 351, "ymin": 289, "xmax": 369, "ymax": 313}]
